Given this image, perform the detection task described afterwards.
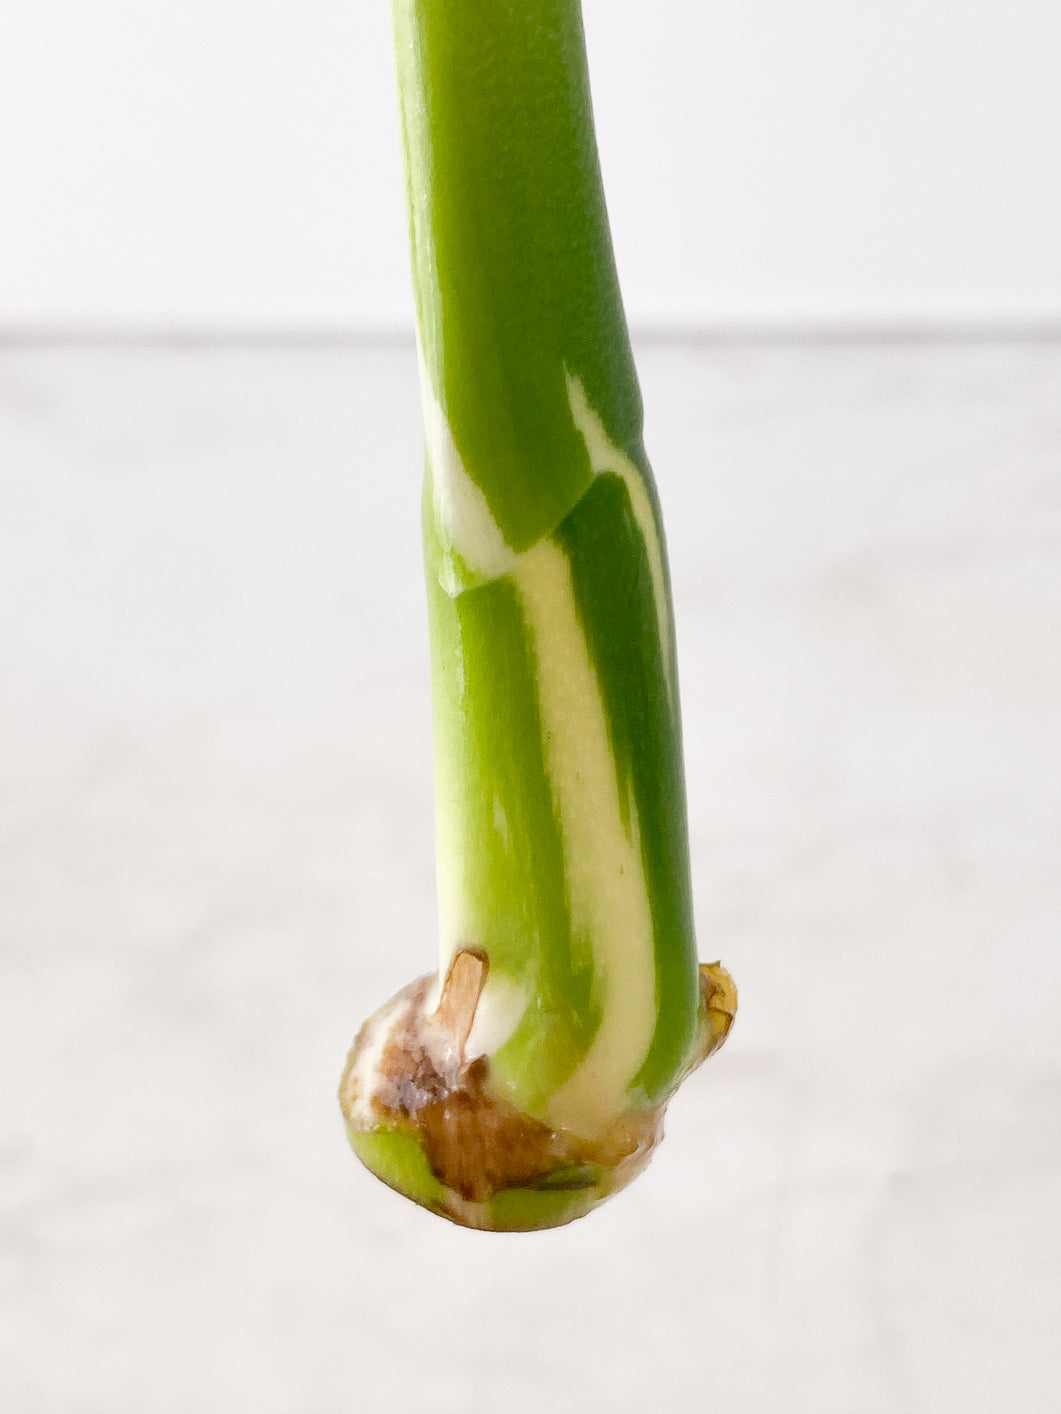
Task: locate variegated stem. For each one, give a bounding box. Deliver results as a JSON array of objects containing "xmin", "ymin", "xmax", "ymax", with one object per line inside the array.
[{"xmin": 340, "ymin": 0, "xmax": 734, "ymax": 1231}]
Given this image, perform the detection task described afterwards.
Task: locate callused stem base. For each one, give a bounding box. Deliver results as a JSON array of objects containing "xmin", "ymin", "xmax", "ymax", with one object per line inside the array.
[{"xmin": 339, "ymin": 951, "xmax": 735, "ymax": 1231}]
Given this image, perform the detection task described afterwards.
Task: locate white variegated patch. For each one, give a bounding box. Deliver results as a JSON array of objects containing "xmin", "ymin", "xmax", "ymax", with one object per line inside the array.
[
  {"xmin": 417, "ymin": 346, "xmax": 518, "ymax": 594},
  {"xmin": 464, "ymin": 973, "xmax": 529, "ymax": 1062}
]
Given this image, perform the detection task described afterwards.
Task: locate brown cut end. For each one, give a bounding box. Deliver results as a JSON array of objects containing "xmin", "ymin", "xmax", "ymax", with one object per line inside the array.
[{"xmin": 340, "ymin": 948, "xmax": 661, "ymax": 1206}]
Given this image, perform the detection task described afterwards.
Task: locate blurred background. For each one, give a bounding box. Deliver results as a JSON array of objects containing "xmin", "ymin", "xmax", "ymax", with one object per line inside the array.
[
  {"xmin": 2, "ymin": 3, "xmax": 1059, "ymax": 1412},
  {"xmin": 2, "ymin": 0, "xmax": 1059, "ymax": 333}
]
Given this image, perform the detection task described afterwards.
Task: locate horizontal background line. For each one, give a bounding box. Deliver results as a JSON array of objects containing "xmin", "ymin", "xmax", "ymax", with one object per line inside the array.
[{"xmin": 2, "ymin": 319, "xmax": 1061, "ymax": 350}]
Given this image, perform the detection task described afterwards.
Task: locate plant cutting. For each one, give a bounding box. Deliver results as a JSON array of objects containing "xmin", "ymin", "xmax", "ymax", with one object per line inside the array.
[{"xmin": 339, "ymin": 0, "xmax": 736, "ymax": 1231}]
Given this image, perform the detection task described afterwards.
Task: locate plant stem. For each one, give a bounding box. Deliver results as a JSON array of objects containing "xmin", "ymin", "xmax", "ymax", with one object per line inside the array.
[{"xmin": 340, "ymin": 0, "xmax": 735, "ymax": 1232}]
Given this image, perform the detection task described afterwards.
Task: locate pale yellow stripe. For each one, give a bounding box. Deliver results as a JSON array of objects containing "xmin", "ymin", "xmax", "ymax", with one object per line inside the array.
[{"xmin": 514, "ymin": 538, "xmax": 657, "ymax": 1135}]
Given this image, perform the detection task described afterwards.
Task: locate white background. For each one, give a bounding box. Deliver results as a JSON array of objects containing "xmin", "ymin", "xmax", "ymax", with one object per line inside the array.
[
  {"xmin": 2, "ymin": 4, "xmax": 1060, "ymax": 1410},
  {"xmin": 1, "ymin": 0, "xmax": 1060, "ymax": 332}
]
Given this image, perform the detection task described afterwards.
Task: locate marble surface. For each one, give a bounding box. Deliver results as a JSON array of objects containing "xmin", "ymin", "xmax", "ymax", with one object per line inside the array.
[{"xmin": 1, "ymin": 340, "xmax": 1058, "ymax": 1412}]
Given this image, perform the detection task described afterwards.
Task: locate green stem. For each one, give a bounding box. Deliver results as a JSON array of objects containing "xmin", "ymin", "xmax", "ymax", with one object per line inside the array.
[{"xmin": 340, "ymin": 0, "xmax": 735, "ymax": 1232}]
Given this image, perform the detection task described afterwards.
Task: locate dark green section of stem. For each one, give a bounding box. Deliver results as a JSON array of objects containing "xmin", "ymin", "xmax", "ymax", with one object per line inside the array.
[
  {"xmin": 555, "ymin": 471, "xmax": 700, "ymax": 1100},
  {"xmin": 395, "ymin": 0, "xmax": 642, "ymax": 548}
]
